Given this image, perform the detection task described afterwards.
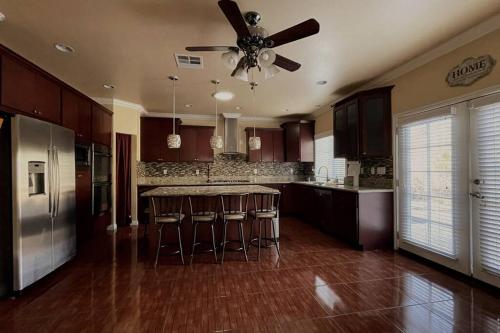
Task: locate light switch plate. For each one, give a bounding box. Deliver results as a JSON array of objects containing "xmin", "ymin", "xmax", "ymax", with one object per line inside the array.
[
  {"xmin": 163, "ymin": 168, "xmax": 168, "ymax": 175},
  {"xmin": 253, "ymin": 169, "xmax": 258, "ymax": 175},
  {"xmin": 195, "ymin": 169, "xmax": 200, "ymax": 175}
]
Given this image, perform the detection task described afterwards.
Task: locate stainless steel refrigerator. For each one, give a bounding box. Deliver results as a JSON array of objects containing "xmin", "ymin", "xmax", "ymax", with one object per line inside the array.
[{"xmin": 11, "ymin": 115, "xmax": 76, "ymax": 291}]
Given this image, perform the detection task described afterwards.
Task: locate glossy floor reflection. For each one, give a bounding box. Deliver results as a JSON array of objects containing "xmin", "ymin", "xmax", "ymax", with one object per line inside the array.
[{"xmin": 0, "ymin": 217, "xmax": 499, "ymax": 332}]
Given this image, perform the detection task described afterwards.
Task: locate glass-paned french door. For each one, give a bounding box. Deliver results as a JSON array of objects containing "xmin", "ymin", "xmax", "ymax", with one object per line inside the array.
[
  {"xmin": 397, "ymin": 92, "xmax": 500, "ymax": 287},
  {"xmin": 470, "ymin": 95, "xmax": 500, "ymax": 288},
  {"xmin": 397, "ymin": 105, "xmax": 470, "ymax": 274}
]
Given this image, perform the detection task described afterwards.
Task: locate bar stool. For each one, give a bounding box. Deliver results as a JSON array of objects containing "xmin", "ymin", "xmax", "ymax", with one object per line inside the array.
[
  {"xmin": 219, "ymin": 193, "xmax": 249, "ymax": 264},
  {"xmin": 248, "ymin": 192, "xmax": 281, "ymax": 261},
  {"xmin": 150, "ymin": 196, "xmax": 185, "ymax": 266},
  {"xmin": 188, "ymin": 195, "xmax": 219, "ymax": 264}
]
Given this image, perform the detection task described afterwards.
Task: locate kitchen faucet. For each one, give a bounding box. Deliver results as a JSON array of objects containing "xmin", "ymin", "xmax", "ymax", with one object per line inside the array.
[{"xmin": 317, "ymin": 165, "xmax": 330, "ymax": 182}]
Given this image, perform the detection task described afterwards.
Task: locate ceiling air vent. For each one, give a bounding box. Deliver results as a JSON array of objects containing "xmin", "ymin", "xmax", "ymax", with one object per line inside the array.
[{"xmin": 174, "ymin": 53, "xmax": 203, "ymax": 69}]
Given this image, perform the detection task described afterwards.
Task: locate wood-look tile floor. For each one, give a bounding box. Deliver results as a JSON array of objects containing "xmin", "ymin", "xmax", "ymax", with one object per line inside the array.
[{"xmin": 1, "ymin": 217, "xmax": 499, "ymax": 332}]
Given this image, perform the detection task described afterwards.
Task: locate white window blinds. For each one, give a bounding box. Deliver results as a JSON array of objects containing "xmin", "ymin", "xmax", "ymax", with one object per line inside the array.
[
  {"xmin": 398, "ymin": 112, "xmax": 466, "ymax": 258},
  {"xmin": 473, "ymin": 102, "xmax": 500, "ymax": 276},
  {"xmin": 314, "ymin": 135, "xmax": 345, "ymax": 181}
]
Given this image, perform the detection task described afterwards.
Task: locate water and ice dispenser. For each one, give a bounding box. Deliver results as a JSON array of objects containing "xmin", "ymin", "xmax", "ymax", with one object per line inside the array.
[{"xmin": 28, "ymin": 161, "xmax": 45, "ymax": 196}]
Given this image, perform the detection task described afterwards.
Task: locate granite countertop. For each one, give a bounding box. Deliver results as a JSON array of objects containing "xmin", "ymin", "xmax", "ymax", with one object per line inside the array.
[
  {"xmin": 141, "ymin": 185, "xmax": 280, "ymax": 197},
  {"xmin": 138, "ymin": 177, "xmax": 393, "ymax": 193}
]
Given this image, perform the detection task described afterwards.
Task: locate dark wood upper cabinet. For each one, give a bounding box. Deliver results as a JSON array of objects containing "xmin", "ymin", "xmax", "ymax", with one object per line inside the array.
[
  {"xmin": 282, "ymin": 121, "xmax": 314, "ymax": 162},
  {"xmin": 245, "ymin": 128, "xmax": 284, "ymax": 162},
  {"xmin": 272, "ymin": 129, "xmax": 285, "ymax": 162},
  {"xmin": 194, "ymin": 126, "xmax": 214, "ymax": 162},
  {"xmin": 334, "ymin": 86, "xmax": 393, "ymax": 159},
  {"xmin": 62, "ymin": 89, "xmax": 91, "ymax": 143},
  {"xmin": 359, "ymin": 90, "xmax": 392, "ymax": 157},
  {"xmin": 179, "ymin": 125, "xmax": 214, "ymax": 162},
  {"xmin": 91, "ymin": 104, "xmax": 112, "ymax": 147},
  {"xmin": 140, "ymin": 117, "xmax": 180, "ymax": 162},
  {"xmin": 1, "ymin": 55, "xmax": 61, "ymax": 123}
]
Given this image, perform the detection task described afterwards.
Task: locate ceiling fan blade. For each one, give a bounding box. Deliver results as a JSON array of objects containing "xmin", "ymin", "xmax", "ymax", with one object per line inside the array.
[
  {"xmin": 265, "ymin": 19, "xmax": 320, "ymax": 48},
  {"xmin": 273, "ymin": 54, "xmax": 301, "ymax": 71},
  {"xmin": 218, "ymin": 0, "xmax": 250, "ymax": 38},
  {"xmin": 231, "ymin": 57, "xmax": 246, "ymax": 76},
  {"xmin": 186, "ymin": 46, "xmax": 239, "ymax": 53}
]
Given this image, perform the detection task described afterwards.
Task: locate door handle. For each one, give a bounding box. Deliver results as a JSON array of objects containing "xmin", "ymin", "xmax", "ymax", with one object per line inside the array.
[
  {"xmin": 48, "ymin": 147, "xmax": 53, "ymax": 217},
  {"xmin": 54, "ymin": 147, "xmax": 60, "ymax": 217},
  {"xmin": 470, "ymin": 192, "xmax": 484, "ymax": 199}
]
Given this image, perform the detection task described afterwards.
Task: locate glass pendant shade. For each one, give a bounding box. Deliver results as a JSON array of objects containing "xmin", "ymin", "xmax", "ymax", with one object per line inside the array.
[
  {"xmin": 221, "ymin": 51, "xmax": 239, "ymax": 70},
  {"xmin": 258, "ymin": 49, "xmax": 276, "ymax": 67},
  {"xmin": 234, "ymin": 67, "xmax": 249, "ymax": 82},
  {"xmin": 248, "ymin": 136, "xmax": 261, "ymax": 150},
  {"xmin": 264, "ymin": 65, "xmax": 280, "ymax": 79},
  {"xmin": 210, "ymin": 135, "xmax": 224, "ymax": 149},
  {"xmin": 167, "ymin": 134, "xmax": 181, "ymax": 148}
]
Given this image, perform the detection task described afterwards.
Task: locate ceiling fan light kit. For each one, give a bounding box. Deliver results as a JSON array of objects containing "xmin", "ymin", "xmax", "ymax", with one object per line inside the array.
[
  {"xmin": 186, "ymin": 0, "xmax": 319, "ymax": 80},
  {"xmin": 167, "ymin": 75, "xmax": 181, "ymax": 149}
]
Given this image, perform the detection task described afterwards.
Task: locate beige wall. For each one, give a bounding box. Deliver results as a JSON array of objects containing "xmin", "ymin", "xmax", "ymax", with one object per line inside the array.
[
  {"xmin": 109, "ymin": 103, "xmax": 142, "ymax": 228},
  {"xmin": 314, "ymin": 108, "xmax": 333, "ymax": 135},
  {"xmin": 390, "ymin": 28, "xmax": 500, "ymax": 114}
]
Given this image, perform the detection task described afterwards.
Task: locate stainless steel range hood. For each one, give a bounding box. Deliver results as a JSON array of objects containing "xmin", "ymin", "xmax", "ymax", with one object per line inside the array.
[{"xmin": 222, "ymin": 113, "xmax": 241, "ymax": 154}]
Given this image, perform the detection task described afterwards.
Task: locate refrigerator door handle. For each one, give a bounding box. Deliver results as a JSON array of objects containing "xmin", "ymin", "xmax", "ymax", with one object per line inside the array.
[
  {"xmin": 48, "ymin": 146, "xmax": 53, "ymax": 217},
  {"xmin": 54, "ymin": 147, "xmax": 60, "ymax": 217}
]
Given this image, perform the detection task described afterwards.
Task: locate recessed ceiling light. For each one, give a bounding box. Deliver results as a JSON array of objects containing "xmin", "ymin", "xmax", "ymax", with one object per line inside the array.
[
  {"xmin": 0, "ymin": 12, "xmax": 6, "ymax": 22},
  {"xmin": 54, "ymin": 43, "xmax": 75, "ymax": 53},
  {"xmin": 184, "ymin": 104, "xmax": 193, "ymax": 108},
  {"xmin": 235, "ymin": 106, "xmax": 242, "ymax": 110},
  {"xmin": 103, "ymin": 83, "xmax": 115, "ymax": 89},
  {"xmin": 212, "ymin": 91, "xmax": 234, "ymax": 101},
  {"xmin": 316, "ymin": 80, "xmax": 327, "ymax": 85}
]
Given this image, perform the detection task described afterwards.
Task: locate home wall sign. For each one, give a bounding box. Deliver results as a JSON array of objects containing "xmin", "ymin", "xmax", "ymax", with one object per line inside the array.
[{"xmin": 446, "ymin": 55, "xmax": 496, "ymax": 87}]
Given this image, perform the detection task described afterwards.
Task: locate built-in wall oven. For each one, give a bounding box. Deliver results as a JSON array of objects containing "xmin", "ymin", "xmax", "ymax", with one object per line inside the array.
[{"xmin": 92, "ymin": 143, "xmax": 111, "ymax": 216}]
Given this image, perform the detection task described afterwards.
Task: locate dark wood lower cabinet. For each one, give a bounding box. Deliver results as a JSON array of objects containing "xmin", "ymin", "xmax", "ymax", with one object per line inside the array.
[
  {"xmin": 291, "ymin": 184, "xmax": 393, "ymax": 250},
  {"xmin": 75, "ymin": 168, "xmax": 92, "ymax": 248}
]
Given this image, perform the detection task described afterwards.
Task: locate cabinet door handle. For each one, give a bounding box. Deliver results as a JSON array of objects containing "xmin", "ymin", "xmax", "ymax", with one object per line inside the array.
[
  {"xmin": 157, "ymin": 158, "xmax": 164, "ymax": 161},
  {"xmin": 33, "ymin": 109, "xmax": 38, "ymax": 115},
  {"xmin": 77, "ymin": 133, "xmax": 83, "ymax": 137}
]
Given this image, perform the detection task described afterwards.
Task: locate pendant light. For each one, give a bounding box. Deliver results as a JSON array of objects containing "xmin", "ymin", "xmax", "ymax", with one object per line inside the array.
[
  {"xmin": 167, "ymin": 75, "xmax": 181, "ymax": 148},
  {"xmin": 248, "ymin": 79, "xmax": 261, "ymax": 151},
  {"xmin": 210, "ymin": 80, "xmax": 224, "ymax": 149}
]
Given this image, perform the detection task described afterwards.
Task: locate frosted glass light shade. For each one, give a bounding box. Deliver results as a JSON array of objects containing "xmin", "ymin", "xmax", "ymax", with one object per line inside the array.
[
  {"xmin": 258, "ymin": 49, "xmax": 276, "ymax": 68},
  {"xmin": 248, "ymin": 136, "xmax": 261, "ymax": 150},
  {"xmin": 210, "ymin": 135, "xmax": 224, "ymax": 149},
  {"xmin": 221, "ymin": 51, "xmax": 239, "ymax": 70},
  {"xmin": 167, "ymin": 134, "xmax": 181, "ymax": 148}
]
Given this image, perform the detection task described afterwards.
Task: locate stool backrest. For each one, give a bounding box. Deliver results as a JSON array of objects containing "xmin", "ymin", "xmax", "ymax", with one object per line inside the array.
[
  {"xmin": 219, "ymin": 193, "xmax": 249, "ymax": 215},
  {"xmin": 253, "ymin": 192, "xmax": 280, "ymax": 213},
  {"xmin": 150, "ymin": 196, "xmax": 184, "ymax": 220},
  {"xmin": 188, "ymin": 195, "xmax": 219, "ymax": 216}
]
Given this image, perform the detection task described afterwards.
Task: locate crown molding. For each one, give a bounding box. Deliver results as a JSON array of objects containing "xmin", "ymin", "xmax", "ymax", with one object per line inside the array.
[
  {"xmin": 313, "ymin": 12, "xmax": 500, "ymax": 119},
  {"xmin": 92, "ymin": 97, "xmax": 147, "ymax": 114}
]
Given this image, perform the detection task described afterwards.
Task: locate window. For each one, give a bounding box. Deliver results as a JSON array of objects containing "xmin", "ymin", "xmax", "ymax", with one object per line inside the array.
[
  {"xmin": 314, "ymin": 134, "xmax": 346, "ymax": 181},
  {"xmin": 398, "ymin": 114, "xmax": 462, "ymax": 257}
]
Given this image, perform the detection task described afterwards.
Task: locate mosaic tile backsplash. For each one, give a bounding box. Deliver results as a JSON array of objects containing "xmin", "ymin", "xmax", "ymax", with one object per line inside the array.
[
  {"xmin": 138, "ymin": 153, "xmax": 314, "ymax": 179},
  {"xmin": 359, "ymin": 156, "xmax": 393, "ymax": 188}
]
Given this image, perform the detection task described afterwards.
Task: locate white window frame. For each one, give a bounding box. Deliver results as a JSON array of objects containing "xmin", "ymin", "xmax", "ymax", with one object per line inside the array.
[{"xmin": 314, "ymin": 130, "xmax": 346, "ymax": 182}]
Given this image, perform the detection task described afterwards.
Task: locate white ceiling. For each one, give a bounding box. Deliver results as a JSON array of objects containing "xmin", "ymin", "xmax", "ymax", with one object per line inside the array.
[{"xmin": 0, "ymin": 0, "xmax": 499, "ymax": 117}]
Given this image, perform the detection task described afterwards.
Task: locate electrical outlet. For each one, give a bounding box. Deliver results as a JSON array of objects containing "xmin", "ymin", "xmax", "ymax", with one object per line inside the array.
[
  {"xmin": 253, "ymin": 169, "xmax": 258, "ymax": 175},
  {"xmin": 377, "ymin": 167, "xmax": 386, "ymax": 175},
  {"xmin": 163, "ymin": 168, "xmax": 168, "ymax": 175},
  {"xmin": 290, "ymin": 168, "xmax": 294, "ymax": 175},
  {"xmin": 195, "ymin": 169, "xmax": 200, "ymax": 176},
  {"xmin": 370, "ymin": 167, "xmax": 375, "ymax": 175}
]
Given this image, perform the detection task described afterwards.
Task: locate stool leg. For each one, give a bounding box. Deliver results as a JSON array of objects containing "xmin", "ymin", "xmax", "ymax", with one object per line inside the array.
[
  {"xmin": 177, "ymin": 224, "xmax": 185, "ymax": 265},
  {"xmin": 258, "ymin": 219, "xmax": 262, "ymax": 261},
  {"xmin": 190, "ymin": 222, "xmax": 198, "ymax": 265},
  {"xmin": 248, "ymin": 218, "xmax": 254, "ymax": 248},
  {"xmin": 271, "ymin": 219, "xmax": 280, "ymax": 257},
  {"xmin": 239, "ymin": 221, "xmax": 248, "ymax": 262},
  {"xmin": 155, "ymin": 225, "xmax": 163, "ymax": 267},
  {"xmin": 221, "ymin": 221, "xmax": 228, "ymax": 264},
  {"xmin": 210, "ymin": 223, "xmax": 218, "ymax": 263}
]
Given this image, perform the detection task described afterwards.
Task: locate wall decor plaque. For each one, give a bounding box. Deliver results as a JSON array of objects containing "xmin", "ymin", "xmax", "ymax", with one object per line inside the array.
[{"xmin": 446, "ymin": 55, "xmax": 496, "ymax": 87}]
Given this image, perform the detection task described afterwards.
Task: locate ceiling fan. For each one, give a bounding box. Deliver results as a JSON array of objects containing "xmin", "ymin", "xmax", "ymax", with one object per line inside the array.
[{"xmin": 185, "ymin": 0, "xmax": 320, "ymax": 81}]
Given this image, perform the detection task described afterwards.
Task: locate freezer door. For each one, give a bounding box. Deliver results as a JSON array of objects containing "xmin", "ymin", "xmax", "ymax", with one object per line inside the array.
[
  {"xmin": 51, "ymin": 124, "xmax": 76, "ymax": 269},
  {"xmin": 11, "ymin": 115, "xmax": 53, "ymax": 291}
]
